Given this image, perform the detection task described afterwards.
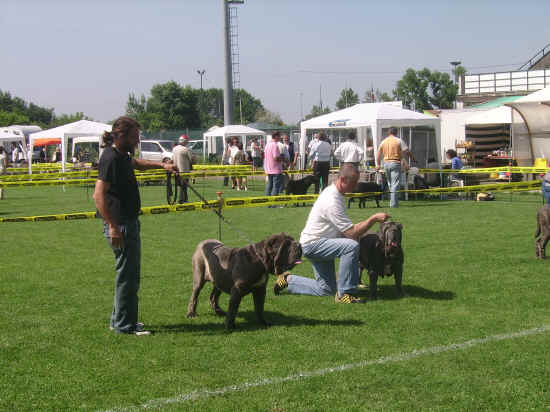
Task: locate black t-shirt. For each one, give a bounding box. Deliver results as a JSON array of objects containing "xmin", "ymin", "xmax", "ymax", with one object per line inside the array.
[{"xmin": 97, "ymin": 146, "xmax": 141, "ymax": 223}]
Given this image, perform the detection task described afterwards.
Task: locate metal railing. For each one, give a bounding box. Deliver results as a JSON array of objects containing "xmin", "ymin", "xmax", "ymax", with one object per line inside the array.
[
  {"xmin": 461, "ymin": 69, "xmax": 550, "ymax": 95},
  {"xmin": 518, "ymin": 43, "xmax": 550, "ymax": 71}
]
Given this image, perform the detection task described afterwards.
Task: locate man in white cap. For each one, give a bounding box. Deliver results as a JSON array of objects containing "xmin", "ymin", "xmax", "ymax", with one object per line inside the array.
[{"xmin": 172, "ymin": 134, "xmax": 195, "ymax": 203}]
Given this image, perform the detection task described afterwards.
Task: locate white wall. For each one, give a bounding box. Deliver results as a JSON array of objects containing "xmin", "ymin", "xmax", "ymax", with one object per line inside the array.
[{"xmin": 438, "ymin": 109, "xmax": 487, "ymax": 162}]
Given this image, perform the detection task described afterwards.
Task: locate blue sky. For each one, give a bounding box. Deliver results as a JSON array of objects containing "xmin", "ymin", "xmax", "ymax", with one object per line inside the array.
[{"xmin": 2, "ymin": 0, "xmax": 550, "ymax": 124}]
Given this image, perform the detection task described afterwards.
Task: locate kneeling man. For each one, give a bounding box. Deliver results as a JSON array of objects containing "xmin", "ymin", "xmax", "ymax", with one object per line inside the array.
[{"xmin": 275, "ymin": 164, "xmax": 389, "ymax": 303}]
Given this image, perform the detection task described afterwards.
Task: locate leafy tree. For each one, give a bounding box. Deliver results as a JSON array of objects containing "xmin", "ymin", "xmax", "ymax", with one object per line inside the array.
[
  {"xmin": 304, "ymin": 104, "xmax": 331, "ymax": 120},
  {"xmin": 428, "ymin": 71, "xmax": 457, "ymax": 109},
  {"xmin": 254, "ymin": 108, "xmax": 284, "ymax": 126},
  {"xmin": 234, "ymin": 88, "xmax": 264, "ymax": 125},
  {"xmin": 127, "ymin": 82, "xmax": 265, "ymax": 132},
  {"xmin": 335, "ymin": 88, "xmax": 359, "ymax": 109},
  {"xmin": 393, "ymin": 68, "xmax": 457, "ymax": 110},
  {"xmin": 0, "ymin": 89, "xmax": 54, "ymax": 127},
  {"xmin": 362, "ymin": 88, "xmax": 393, "ymax": 103},
  {"xmin": 52, "ymin": 112, "xmax": 93, "ymax": 127},
  {"xmin": 0, "ymin": 111, "xmax": 29, "ymax": 127}
]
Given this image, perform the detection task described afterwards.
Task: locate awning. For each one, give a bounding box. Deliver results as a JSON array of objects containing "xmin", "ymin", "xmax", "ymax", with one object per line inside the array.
[{"xmin": 33, "ymin": 138, "xmax": 61, "ymax": 147}]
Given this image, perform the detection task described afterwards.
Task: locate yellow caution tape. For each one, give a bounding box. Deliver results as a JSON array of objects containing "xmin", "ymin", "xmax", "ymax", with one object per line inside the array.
[{"xmin": 0, "ymin": 181, "xmax": 542, "ymax": 223}]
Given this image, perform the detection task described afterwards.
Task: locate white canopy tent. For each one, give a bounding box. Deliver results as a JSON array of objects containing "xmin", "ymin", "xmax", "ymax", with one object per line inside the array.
[
  {"xmin": 0, "ymin": 128, "xmax": 28, "ymax": 160},
  {"xmin": 203, "ymin": 124, "xmax": 266, "ymax": 160},
  {"xmin": 299, "ymin": 102, "xmax": 441, "ymax": 168},
  {"xmin": 505, "ymin": 100, "xmax": 550, "ymax": 165},
  {"xmin": 466, "ymin": 86, "xmax": 550, "ymax": 126},
  {"xmin": 71, "ymin": 136, "xmax": 103, "ymax": 162},
  {"xmin": 28, "ymin": 120, "xmax": 111, "ymax": 173}
]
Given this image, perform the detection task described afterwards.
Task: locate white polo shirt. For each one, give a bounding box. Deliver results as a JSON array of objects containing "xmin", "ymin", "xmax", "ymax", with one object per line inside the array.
[
  {"xmin": 300, "ymin": 184, "xmax": 353, "ymax": 245},
  {"xmin": 309, "ymin": 140, "xmax": 332, "ymax": 162},
  {"xmin": 334, "ymin": 141, "xmax": 364, "ymax": 163}
]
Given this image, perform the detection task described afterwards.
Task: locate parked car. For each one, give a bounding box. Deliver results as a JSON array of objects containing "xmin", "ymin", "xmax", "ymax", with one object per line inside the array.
[
  {"xmin": 139, "ymin": 140, "xmax": 174, "ymax": 162},
  {"xmin": 188, "ymin": 139, "xmax": 207, "ymax": 158}
]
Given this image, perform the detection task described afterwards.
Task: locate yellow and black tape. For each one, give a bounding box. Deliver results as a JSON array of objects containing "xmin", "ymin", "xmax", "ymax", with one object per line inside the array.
[{"xmin": 0, "ymin": 180, "xmax": 542, "ymax": 223}]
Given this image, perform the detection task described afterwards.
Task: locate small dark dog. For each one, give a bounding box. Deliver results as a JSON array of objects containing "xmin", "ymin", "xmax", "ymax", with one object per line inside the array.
[
  {"xmin": 286, "ymin": 175, "xmax": 319, "ymax": 195},
  {"xmin": 348, "ymin": 182, "xmax": 382, "ymax": 208},
  {"xmin": 358, "ymin": 221, "xmax": 404, "ymax": 299},
  {"xmin": 187, "ymin": 233, "xmax": 302, "ymax": 330},
  {"xmin": 535, "ymin": 205, "xmax": 550, "ymax": 259},
  {"xmin": 286, "ymin": 175, "xmax": 319, "ymax": 206}
]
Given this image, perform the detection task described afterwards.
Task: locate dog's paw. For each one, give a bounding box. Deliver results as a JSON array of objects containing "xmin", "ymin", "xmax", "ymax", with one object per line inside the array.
[{"xmin": 186, "ymin": 312, "xmax": 197, "ymax": 318}]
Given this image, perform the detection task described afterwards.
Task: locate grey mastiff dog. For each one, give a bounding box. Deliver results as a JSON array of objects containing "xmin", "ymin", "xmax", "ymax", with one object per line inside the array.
[{"xmin": 187, "ymin": 233, "xmax": 302, "ymax": 330}]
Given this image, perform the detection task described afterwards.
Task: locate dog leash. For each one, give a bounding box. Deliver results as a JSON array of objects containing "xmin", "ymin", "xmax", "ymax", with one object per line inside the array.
[
  {"xmin": 184, "ymin": 176, "xmax": 255, "ymax": 244},
  {"xmin": 166, "ymin": 171, "xmax": 179, "ymax": 205}
]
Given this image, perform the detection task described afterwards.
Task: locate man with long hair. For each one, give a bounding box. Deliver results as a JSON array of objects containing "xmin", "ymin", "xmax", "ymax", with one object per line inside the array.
[{"xmin": 93, "ymin": 116, "xmax": 177, "ymax": 335}]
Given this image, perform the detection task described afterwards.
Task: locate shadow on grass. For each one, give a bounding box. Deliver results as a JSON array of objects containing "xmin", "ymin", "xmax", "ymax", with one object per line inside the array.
[
  {"xmin": 357, "ymin": 284, "xmax": 456, "ymax": 301},
  {"xmin": 150, "ymin": 310, "xmax": 364, "ymax": 335}
]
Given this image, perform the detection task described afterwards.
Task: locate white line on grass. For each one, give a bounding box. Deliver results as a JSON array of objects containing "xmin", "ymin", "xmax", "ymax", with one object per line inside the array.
[{"xmin": 103, "ymin": 325, "xmax": 550, "ymax": 412}]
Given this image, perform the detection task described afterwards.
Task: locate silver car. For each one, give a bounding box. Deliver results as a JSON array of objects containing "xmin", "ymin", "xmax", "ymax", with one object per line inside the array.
[{"xmin": 139, "ymin": 140, "xmax": 174, "ymax": 162}]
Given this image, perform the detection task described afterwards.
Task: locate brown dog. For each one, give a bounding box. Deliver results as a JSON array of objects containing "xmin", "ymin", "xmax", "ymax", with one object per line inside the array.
[
  {"xmin": 535, "ymin": 205, "xmax": 550, "ymax": 259},
  {"xmin": 358, "ymin": 222, "xmax": 404, "ymax": 299},
  {"xmin": 187, "ymin": 233, "xmax": 302, "ymax": 330}
]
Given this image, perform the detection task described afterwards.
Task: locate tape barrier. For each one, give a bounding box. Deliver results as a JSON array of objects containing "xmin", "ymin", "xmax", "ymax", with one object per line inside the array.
[{"xmin": 0, "ymin": 180, "xmax": 543, "ymax": 223}]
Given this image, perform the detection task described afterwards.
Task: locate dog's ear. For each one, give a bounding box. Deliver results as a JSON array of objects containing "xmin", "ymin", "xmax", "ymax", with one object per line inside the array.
[
  {"xmin": 273, "ymin": 238, "xmax": 292, "ymax": 275},
  {"xmin": 397, "ymin": 223, "xmax": 403, "ymax": 230}
]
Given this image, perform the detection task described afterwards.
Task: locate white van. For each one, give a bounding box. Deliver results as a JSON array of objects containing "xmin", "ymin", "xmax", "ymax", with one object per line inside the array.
[{"xmin": 139, "ymin": 140, "xmax": 174, "ymax": 162}]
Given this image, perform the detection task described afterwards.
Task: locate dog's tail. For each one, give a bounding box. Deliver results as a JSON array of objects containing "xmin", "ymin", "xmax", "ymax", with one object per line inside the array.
[{"xmin": 535, "ymin": 219, "xmax": 541, "ymax": 238}]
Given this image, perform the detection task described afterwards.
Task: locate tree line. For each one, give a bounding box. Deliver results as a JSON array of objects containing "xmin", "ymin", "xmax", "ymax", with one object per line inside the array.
[
  {"xmin": 0, "ymin": 90, "xmax": 92, "ymax": 129},
  {"xmin": 0, "ymin": 65, "xmax": 466, "ymax": 130},
  {"xmin": 305, "ymin": 66, "xmax": 466, "ymax": 119}
]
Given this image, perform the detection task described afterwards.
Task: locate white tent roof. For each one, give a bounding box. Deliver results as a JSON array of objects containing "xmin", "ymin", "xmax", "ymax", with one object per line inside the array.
[
  {"xmin": 300, "ymin": 102, "xmax": 441, "ymax": 168},
  {"xmin": 29, "ymin": 120, "xmax": 111, "ymax": 140},
  {"xmin": 0, "ymin": 128, "xmax": 25, "ymax": 141},
  {"xmin": 203, "ymin": 124, "xmax": 266, "ymax": 138},
  {"xmin": 300, "ymin": 102, "xmax": 436, "ymax": 129},
  {"xmin": 467, "ymin": 86, "xmax": 550, "ymax": 125},
  {"xmin": 28, "ymin": 120, "xmax": 111, "ymax": 173}
]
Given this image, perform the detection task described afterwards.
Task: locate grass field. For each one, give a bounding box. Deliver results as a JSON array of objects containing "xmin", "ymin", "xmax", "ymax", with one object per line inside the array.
[{"xmin": 1, "ymin": 178, "xmax": 550, "ymax": 411}]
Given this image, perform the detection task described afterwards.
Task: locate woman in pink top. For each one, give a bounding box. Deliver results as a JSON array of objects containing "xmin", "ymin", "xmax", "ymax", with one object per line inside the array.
[{"xmin": 264, "ymin": 132, "xmax": 283, "ymax": 196}]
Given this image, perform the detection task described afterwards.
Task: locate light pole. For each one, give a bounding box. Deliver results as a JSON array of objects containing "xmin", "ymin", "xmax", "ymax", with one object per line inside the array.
[
  {"xmin": 450, "ymin": 61, "xmax": 461, "ymax": 85},
  {"xmin": 450, "ymin": 61, "xmax": 461, "ymax": 109},
  {"xmin": 197, "ymin": 69, "xmax": 206, "ymax": 90}
]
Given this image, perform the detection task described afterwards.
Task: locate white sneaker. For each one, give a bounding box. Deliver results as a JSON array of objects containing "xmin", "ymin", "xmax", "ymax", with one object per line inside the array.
[
  {"xmin": 109, "ymin": 322, "xmax": 145, "ymax": 332},
  {"xmin": 134, "ymin": 330, "xmax": 152, "ymax": 336}
]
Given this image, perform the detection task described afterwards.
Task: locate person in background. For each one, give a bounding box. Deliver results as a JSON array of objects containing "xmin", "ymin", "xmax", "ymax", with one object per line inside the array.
[
  {"xmin": 11, "ymin": 142, "xmax": 21, "ymax": 165},
  {"xmin": 365, "ymin": 137, "xmax": 375, "ymax": 168},
  {"xmin": 228, "ymin": 136, "xmax": 240, "ymax": 189},
  {"xmin": 273, "ymin": 164, "xmax": 389, "ymax": 303},
  {"xmin": 542, "ymin": 163, "xmax": 550, "ymax": 205},
  {"xmin": 282, "ymin": 134, "xmax": 298, "ymax": 169},
  {"xmin": 93, "ymin": 116, "xmax": 177, "ymax": 336},
  {"xmin": 232, "ymin": 142, "xmax": 248, "ymax": 191},
  {"xmin": 250, "ymin": 137, "xmax": 262, "ymax": 172},
  {"xmin": 376, "ymin": 127, "xmax": 412, "ymax": 208},
  {"xmin": 172, "ymin": 134, "xmax": 195, "ymax": 203},
  {"xmin": 264, "ymin": 131, "xmax": 284, "ymax": 197},
  {"xmin": 222, "ymin": 137, "xmax": 232, "ymax": 187},
  {"xmin": 309, "ymin": 133, "xmax": 332, "ymax": 193},
  {"xmin": 307, "ymin": 133, "xmax": 320, "ymax": 168},
  {"xmin": 446, "ymin": 149, "xmax": 463, "ymax": 177},
  {"xmin": 0, "ymin": 146, "xmax": 7, "ymax": 199},
  {"xmin": 334, "ymin": 131, "xmax": 364, "ymax": 167}
]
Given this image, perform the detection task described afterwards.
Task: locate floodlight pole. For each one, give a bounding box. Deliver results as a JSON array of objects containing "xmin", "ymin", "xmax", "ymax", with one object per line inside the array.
[
  {"xmin": 223, "ymin": 0, "xmax": 234, "ymax": 125},
  {"xmin": 450, "ymin": 61, "xmax": 461, "ymax": 109}
]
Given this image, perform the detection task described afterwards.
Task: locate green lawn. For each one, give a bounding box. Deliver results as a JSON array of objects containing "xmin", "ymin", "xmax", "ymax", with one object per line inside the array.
[{"xmin": 1, "ymin": 180, "xmax": 549, "ymax": 411}]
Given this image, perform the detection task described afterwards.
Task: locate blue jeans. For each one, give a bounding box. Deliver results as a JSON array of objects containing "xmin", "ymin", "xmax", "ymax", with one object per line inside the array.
[
  {"xmin": 543, "ymin": 181, "xmax": 550, "ymax": 205},
  {"xmin": 103, "ymin": 219, "xmax": 141, "ymax": 334},
  {"xmin": 384, "ymin": 162, "xmax": 401, "ymax": 208},
  {"xmin": 288, "ymin": 238, "xmax": 359, "ymax": 296},
  {"xmin": 266, "ymin": 173, "xmax": 283, "ymax": 196}
]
